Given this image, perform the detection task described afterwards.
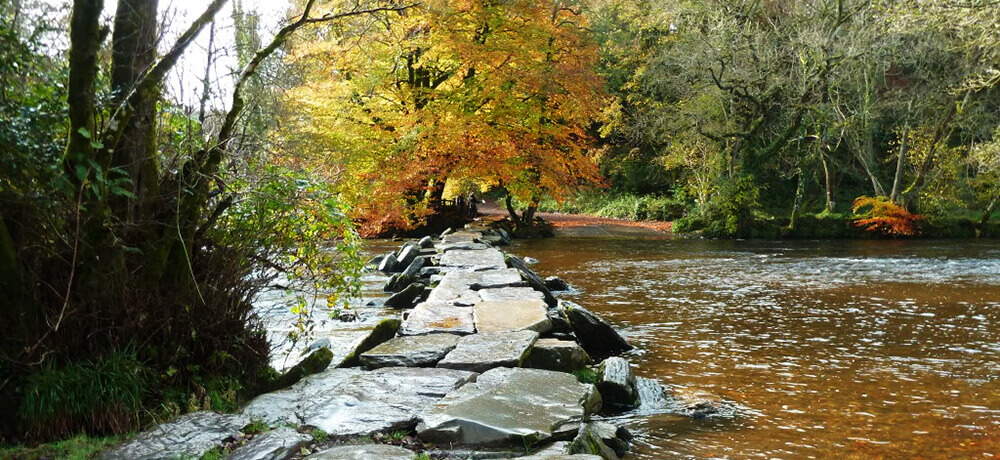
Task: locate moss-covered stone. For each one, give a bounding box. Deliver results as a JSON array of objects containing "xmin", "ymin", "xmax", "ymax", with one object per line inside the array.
[
  {"xmin": 337, "ymin": 318, "xmax": 402, "ymax": 368},
  {"xmin": 269, "ymin": 347, "xmax": 333, "ymax": 391}
]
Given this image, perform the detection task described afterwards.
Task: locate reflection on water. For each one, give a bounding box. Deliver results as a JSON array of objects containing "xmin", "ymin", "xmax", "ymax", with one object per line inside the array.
[{"xmin": 512, "ymin": 238, "xmax": 1000, "ymax": 459}]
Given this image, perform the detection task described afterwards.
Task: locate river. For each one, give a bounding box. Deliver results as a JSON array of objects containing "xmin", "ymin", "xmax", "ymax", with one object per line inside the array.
[{"xmin": 507, "ymin": 236, "xmax": 1000, "ymax": 459}]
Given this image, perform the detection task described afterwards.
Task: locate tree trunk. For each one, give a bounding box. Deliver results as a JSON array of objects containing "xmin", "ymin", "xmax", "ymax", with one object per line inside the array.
[
  {"xmin": 889, "ymin": 125, "xmax": 908, "ymax": 204},
  {"xmin": 981, "ymin": 188, "xmax": 1000, "ymax": 230},
  {"xmin": 504, "ymin": 195, "xmax": 521, "ymax": 227},
  {"xmin": 63, "ymin": 0, "xmax": 104, "ymax": 173},
  {"xmin": 110, "ymin": 0, "xmax": 160, "ymax": 222},
  {"xmin": 820, "ymin": 151, "xmax": 835, "ymax": 212},
  {"xmin": 788, "ymin": 167, "xmax": 806, "ymax": 230}
]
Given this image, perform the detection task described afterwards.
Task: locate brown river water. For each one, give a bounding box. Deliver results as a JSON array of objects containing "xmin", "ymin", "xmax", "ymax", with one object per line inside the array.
[{"xmin": 505, "ymin": 236, "xmax": 1000, "ymax": 459}]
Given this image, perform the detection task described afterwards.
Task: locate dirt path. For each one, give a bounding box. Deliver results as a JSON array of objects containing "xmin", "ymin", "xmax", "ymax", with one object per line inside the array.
[{"xmin": 478, "ymin": 200, "xmax": 672, "ymax": 237}]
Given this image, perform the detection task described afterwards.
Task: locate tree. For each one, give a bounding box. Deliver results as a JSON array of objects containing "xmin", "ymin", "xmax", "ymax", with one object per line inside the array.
[{"xmin": 280, "ymin": 0, "xmax": 606, "ymax": 234}]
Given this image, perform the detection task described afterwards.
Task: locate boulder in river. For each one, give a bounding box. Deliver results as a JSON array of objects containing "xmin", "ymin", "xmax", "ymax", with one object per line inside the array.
[
  {"xmin": 418, "ymin": 235, "xmax": 434, "ymax": 248},
  {"xmin": 99, "ymin": 411, "xmax": 249, "ymax": 460},
  {"xmin": 545, "ymin": 276, "xmax": 571, "ymax": 291},
  {"xmin": 383, "ymin": 282, "xmax": 424, "ymax": 309},
  {"xmin": 360, "ymin": 333, "xmax": 461, "ymax": 369},
  {"xmin": 228, "ymin": 426, "xmax": 312, "ymax": 460},
  {"xmin": 437, "ymin": 330, "xmax": 539, "ymax": 373},
  {"xmin": 596, "ymin": 357, "xmax": 639, "ymax": 410},
  {"xmin": 417, "ymin": 367, "xmax": 602, "ymax": 446},
  {"xmin": 559, "ymin": 301, "xmax": 633, "ymax": 359},
  {"xmin": 377, "ymin": 253, "xmax": 399, "ymax": 273},
  {"xmin": 305, "ymin": 444, "xmax": 416, "ymax": 459},
  {"xmin": 473, "ymin": 299, "xmax": 552, "ymax": 333},
  {"xmin": 337, "ymin": 318, "xmax": 401, "ymax": 367},
  {"xmin": 399, "ymin": 302, "xmax": 476, "ymax": 336},
  {"xmin": 396, "ymin": 243, "xmax": 420, "ymax": 268},
  {"xmin": 401, "ymin": 255, "xmax": 428, "ymax": 279},
  {"xmin": 524, "ymin": 338, "xmax": 592, "ymax": 373},
  {"xmin": 567, "ymin": 422, "xmax": 628, "ymax": 460}
]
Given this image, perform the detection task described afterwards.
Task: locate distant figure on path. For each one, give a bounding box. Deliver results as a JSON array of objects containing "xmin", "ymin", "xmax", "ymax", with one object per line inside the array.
[
  {"xmin": 468, "ymin": 192, "xmax": 478, "ymax": 218},
  {"xmin": 455, "ymin": 194, "xmax": 465, "ymax": 214}
]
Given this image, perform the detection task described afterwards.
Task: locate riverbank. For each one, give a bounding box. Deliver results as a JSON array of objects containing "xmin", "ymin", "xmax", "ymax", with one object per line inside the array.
[{"xmin": 88, "ymin": 224, "xmax": 725, "ymax": 459}]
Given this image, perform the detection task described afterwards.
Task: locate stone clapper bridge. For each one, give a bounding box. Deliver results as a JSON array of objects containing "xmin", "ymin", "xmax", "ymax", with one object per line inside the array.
[{"xmin": 100, "ymin": 225, "xmax": 730, "ymax": 460}]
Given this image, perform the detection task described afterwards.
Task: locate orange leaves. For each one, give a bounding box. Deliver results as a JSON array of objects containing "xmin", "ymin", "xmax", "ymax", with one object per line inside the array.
[{"xmin": 852, "ymin": 196, "xmax": 924, "ymax": 237}]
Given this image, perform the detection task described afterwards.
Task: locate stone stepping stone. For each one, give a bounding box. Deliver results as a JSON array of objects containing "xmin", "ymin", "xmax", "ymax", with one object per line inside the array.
[
  {"xmin": 417, "ymin": 367, "xmax": 602, "ymax": 446},
  {"xmin": 441, "ymin": 231, "xmax": 481, "ymax": 244},
  {"xmin": 360, "ymin": 333, "xmax": 461, "ymax": 369},
  {"xmin": 596, "ymin": 357, "xmax": 639, "ymax": 410},
  {"xmin": 229, "ymin": 426, "xmax": 312, "ymax": 460},
  {"xmin": 439, "ymin": 248, "xmax": 506, "ymax": 270},
  {"xmin": 437, "ymin": 330, "xmax": 538, "ymax": 373},
  {"xmin": 244, "ymin": 367, "xmax": 476, "ymax": 437},
  {"xmin": 438, "ymin": 241, "xmax": 490, "ymax": 252},
  {"xmin": 305, "ymin": 444, "xmax": 416, "ymax": 459},
  {"xmin": 473, "ymin": 299, "xmax": 552, "ymax": 333},
  {"xmin": 524, "ymin": 338, "xmax": 592, "ymax": 373},
  {"xmin": 399, "ymin": 302, "xmax": 475, "ymax": 336},
  {"xmin": 478, "ymin": 287, "xmax": 545, "ymax": 302},
  {"xmin": 427, "ymin": 269, "xmax": 522, "ymax": 305},
  {"xmin": 99, "ymin": 411, "xmax": 250, "ymax": 460}
]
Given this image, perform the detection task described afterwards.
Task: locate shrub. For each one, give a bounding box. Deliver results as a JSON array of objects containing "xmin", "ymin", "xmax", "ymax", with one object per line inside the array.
[{"xmin": 852, "ymin": 196, "xmax": 924, "ymax": 236}]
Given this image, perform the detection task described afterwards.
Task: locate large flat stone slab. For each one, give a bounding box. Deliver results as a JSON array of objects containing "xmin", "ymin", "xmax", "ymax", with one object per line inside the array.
[
  {"xmin": 360, "ymin": 333, "xmax": 461, "ymax": 368},
  {"xmin": 473, "ymin": 299, "xmax": 552, "ymax": 333},
  {"xmin": 242, "ymin": 367, "xmax": 475, "ymax": 436},
  {"xmin": 439, "ymin": 248, "xmax": 506, "ymax": 270},
  {"xmin": 305, "ymin": 444, "xmax": 415, "ymax": 459},
  {"xmin": 437, "ymin": 330, "xmax": 538, "ymax": 372},
  {"xmin": 100, "ymin": 411, "xmax": 250, "ymax": 460},
  {"xmin": 399, "ymin": 302, "xmax": 475, "ymax": 336},
  {"xmin": 441, "ymin": 231, "xmax": 482, "ymax": 244},
  {"xmin": 417, "ymin": 367, "xmax": 602, "ymax": 446},
  {"xmin": 427, "ymin": 269, "xmax": 522, "ymax": 305},
  {"xmin": 478, "ymin": 287, "xmax": 545, "ymax": 302}
]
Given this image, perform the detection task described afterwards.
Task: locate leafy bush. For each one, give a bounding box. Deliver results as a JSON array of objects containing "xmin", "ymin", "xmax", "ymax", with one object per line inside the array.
[
  {"xmin": 852, "ymin": 196, "xmax": 924, "ymax": 236},
  {"xmin": 534, "ymin": 190, "xmax": 689, "ymax": 222},
  {"xmin": 698, "ymin": 175, "xmax": 763, "ymax": 238}
]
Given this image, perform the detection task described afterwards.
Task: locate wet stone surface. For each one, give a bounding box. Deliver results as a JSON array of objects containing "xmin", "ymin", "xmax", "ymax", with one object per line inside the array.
[
  {"xmin": 99, "ymin": 411, "xmax": 250, "ymax": 460},
  {"xmin": 439, "ymin": 248, "xmax": 507, "ymax": 270},
  {"xmin": 360, "ymin": 333, "xmax": 461, "ymax": 369},
  {"xmin": 243, "ymin": 367, "xmax": 476, "ymax": 437},
  {"xmin": 437, "ymin": 330, "xmax": 539, "ymax": 373},
  {"xmin": 473, "ymin": 299, "xmax": 552, "ymax": 333},
  {"xmin": 304, "ymin": 444, "xmax": 416, "ymax": 459},
  {"xmin": 399, "ymin": 302, "xmax": 476, "ymax": 336},
  {"xmin": 417, "ymin": 367, "xmax": 601, "ymax": 446},
  {"xmin": 228, "ymin": 427, "xmax": 312, "ymax": 460}
]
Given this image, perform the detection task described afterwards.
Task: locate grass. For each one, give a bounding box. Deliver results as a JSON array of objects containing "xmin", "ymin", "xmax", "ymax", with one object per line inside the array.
[
  {"xmin": 572, "ymin": 368, "xmax": 598, "ymax": 384},
  {"xmin": 311, "ymin": 428, "xmax": 329, "ymax": 443},
  {"xmin": 0, "ymin": 434, "xmax": 121, "ymax": 460},
  {"xmin": 19, "ymin": 348, "xmax": 147, "ymax": 438}
]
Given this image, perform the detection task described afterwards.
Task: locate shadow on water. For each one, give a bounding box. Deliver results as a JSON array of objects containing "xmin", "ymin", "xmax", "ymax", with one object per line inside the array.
[{"xmin": 510, "ymin": 236, "xmax": 1000, "ymax": 459}]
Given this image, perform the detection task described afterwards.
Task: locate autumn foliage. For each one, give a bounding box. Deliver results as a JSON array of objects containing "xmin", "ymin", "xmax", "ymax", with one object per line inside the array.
[
  {"xmin": 852, "ymin": 196, "xmax": 924, "ymax": 236},
  {"xmin": 277, "ymin": 0, "xmax": 606, "ymax": 235}
]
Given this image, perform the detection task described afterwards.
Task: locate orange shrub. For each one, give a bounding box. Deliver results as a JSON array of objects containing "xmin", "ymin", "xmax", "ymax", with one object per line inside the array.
[{"xmin": 852, "ymin": 196, "xmax": 924, "ymax": 236}]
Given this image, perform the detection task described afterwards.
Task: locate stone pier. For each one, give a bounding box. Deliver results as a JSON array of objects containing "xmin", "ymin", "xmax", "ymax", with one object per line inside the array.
[{"xmin": 100, "ymin": 224, "xmax": 712, "ymax": 460}]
